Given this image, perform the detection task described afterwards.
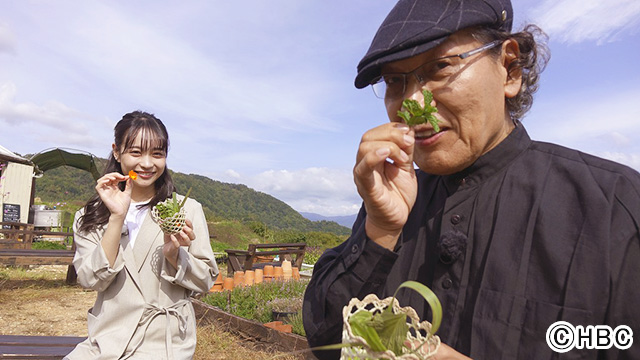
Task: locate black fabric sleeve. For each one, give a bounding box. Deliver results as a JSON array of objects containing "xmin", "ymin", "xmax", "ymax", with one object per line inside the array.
[
  {"xmin": 602, "ymin": 172, "xmax": 640, "ymax": 359},
  {"xmin": 302, "ymin": 206, "xmax": 398, "ymax": 360}
]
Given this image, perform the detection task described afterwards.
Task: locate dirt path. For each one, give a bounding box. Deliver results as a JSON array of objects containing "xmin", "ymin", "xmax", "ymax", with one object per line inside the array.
[
  {"xmin": 0, "ymin": 265, "xmax": 301, "ymax": 359},
  {"xmin": 0, "ymin": 265, "xmax": 94, "ymax": 336}
]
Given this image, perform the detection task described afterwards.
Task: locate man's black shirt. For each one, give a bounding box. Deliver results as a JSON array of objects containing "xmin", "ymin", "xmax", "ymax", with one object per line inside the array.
[{"xmin": 303, "ymin": 124, "xmax": 640, "ymax": 359}]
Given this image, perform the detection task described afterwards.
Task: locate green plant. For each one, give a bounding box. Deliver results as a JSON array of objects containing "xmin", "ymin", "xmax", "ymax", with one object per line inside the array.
[
  {"xmin": 288, "ymin": 312, "xmax": 305, "ymax": 337},
  {"xmin": 318, "ymin": 281, "xmax": 442, "ymax": 359},
  {"xmin": 268, "ymin": 296, "xmax": 303, "ymax": 313},
  {"xmin": 303, "ymin": 246, "xmax": 323, "ymax": 265},
  {"xmin": 397, "ymin": 89, "xmax": 440, "ymax": 130},
  {"xmin": 202, "ymin": 280, "xmax": 309, "ymax": 332},
  {"xmin": 154, "ymin": 188, "xmax": 192, "ymax": 219},
  {"xmin": 31, "ymin": 240, "xmax": 68, "ymax": 250}
]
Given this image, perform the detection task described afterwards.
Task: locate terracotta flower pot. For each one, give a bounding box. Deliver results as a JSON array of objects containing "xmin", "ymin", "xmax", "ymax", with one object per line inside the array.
[
  {"xmin": 292, "ymin": 267, "xmax": 300, "ymax": 280},
  {"xmin": 244, "ymin": 270, "xmax": 255, "ymax": 286},
  {"xmin": 263, "ymin": 265, "xmax": 274, "ymax": 277},
  {"xmin": 273, "ymin": 266, "xmax": 283, "ymax": 280},
  {"xmin": 214, "ymin": 274, "xmax": 224, "ymax": 284},
  {"xmin": 223, "ymin": 277, "xmax": 234, "ymax": 291},
  {"xmin": 254, "ymin": 269, "xmax": 264, "ymax": 284},
  {"xmin": 233, "ymin": 271, "xmax": 245, "ymax": 287},
  {"xmin": 282, "ymin": 260, "xmax": 292, "ymax": 281}
]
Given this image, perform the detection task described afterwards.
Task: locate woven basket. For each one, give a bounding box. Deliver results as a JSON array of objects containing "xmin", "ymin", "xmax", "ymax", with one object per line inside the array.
[
  {"xmin": 341, "ymin": 294, "xmax": 440, "ymax": 360},
  {"xmin": 151, "ymin": 206, "xmax": 186, "ymax": 235}
]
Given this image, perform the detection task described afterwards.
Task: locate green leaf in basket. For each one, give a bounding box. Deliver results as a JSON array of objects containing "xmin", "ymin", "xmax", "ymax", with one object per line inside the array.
[
  {"xmin": 346, "ymin": 280, "xmax": 442, "ymax": 357},
  {"xmin": 392, "ymin": 281, "xmax": 442, "ymax": 336},
  {"xmin": 378, "ymin": 305, "xmax": 409, "ymax": 355},
  {"xmin": 306, "ymin": 280, "xmax": 443, "ymax": 359},
  {"xmin": 349, "ymin": 309, "xmax": 387, "ymax": 352},
  {"xmin": 178, "ymin": 187, "xmax": 192, "ymax": 210},
  {"xmin": 154, "ymin": 187, "xmax": 193, "ymax": 220}
]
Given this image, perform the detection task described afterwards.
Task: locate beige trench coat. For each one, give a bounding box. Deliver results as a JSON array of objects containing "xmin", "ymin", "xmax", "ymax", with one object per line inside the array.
[{"xmin": 65, "ymin": 197, "xmax": 218, "ymax": 360}]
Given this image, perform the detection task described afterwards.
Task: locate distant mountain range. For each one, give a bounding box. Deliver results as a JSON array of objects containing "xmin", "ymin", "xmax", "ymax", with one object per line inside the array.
[
  {"xmin": 300, "ymin": 212, "xmax": 358, "ymax": 229},
  {"xmin": 32, "ymin": 161, "xmax": 352, "ymax": 235}
]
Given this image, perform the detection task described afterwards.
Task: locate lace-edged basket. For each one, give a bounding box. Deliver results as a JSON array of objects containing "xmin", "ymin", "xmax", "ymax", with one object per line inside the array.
[
  {"xmin": 151, "ymin": 206, "xmax": 186, "ymax": 235},
  {"xmin": 341, "ymin": 294, "xmax": 441, "ymax": 360}
]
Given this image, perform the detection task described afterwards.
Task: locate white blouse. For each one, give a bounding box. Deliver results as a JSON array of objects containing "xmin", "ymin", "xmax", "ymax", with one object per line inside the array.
[{"xmin": 125, "ymin": 201, "xmax": 149, "ymax": 248}]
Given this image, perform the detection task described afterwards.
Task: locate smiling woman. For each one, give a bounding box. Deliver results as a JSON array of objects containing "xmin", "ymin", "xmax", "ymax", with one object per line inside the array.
[{"xmin": 65, "ymin": 111, "xmax": 219, "ymax": 360}]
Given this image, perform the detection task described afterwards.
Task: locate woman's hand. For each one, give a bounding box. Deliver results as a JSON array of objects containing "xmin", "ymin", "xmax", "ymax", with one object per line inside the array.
[
  {"xmin": 353, "ymin": 122, "xmax": 417, "ymax": 250},
  {"xmin": 163, "ymin": 218, "xmax": 195, "ymax": 268},
  {"xmin": 95, "ymin": 172, "xmax": 132, "ymax": 267},
  {"xmin": 95, "ymin": 172, "xmax": 132, "ymax": 219}
]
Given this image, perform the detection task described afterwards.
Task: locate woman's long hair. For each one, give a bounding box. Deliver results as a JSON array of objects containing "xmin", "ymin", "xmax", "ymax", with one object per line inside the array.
[{"xmin": 78, "ymin": 111, "xmax": 176, "ymax": 234}]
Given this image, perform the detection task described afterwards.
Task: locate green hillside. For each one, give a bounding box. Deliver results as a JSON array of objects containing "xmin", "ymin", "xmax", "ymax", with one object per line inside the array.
[{"xmin": 33, "ymin": 165, "xmax": 351, "ymax": 237}]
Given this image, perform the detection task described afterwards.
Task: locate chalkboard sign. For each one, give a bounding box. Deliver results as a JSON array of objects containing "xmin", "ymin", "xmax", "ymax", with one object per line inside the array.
[{"xmin": 2, "ymin": 203, "xmax": 20, "ymax": 228}]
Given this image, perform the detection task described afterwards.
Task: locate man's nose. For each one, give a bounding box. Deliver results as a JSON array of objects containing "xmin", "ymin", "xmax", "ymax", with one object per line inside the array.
[
  {"xmin": 406, "ymin": 81, "xmax": 427, "ymax": 104},
  {"xmin": 406, "ymin": 78, "xmax": 436, "ymax": 107}
]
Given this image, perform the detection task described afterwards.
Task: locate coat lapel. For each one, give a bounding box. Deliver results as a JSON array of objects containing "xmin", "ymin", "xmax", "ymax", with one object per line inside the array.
[
  {"xmin": 133, "ymin": 211, "xmax": 163, "ymax": 272},
  {"xmin": 120, "ymin": 234, "xmax": 143, "ymax": 291}
]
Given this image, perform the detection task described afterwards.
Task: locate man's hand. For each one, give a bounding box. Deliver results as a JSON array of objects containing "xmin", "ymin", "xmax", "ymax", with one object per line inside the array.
[
  {"xmin": 353, "ymin": 122, "xmax": 417, "ymax": 250},
  {"xmin": 434, "ymin": 343, "xmax": 473, "ymax": 360}
]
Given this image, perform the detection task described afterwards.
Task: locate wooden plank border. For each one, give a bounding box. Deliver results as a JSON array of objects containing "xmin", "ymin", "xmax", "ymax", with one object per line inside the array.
[{"xmin": 191, "ymin": 298, "xmax": 316, "ymax": 359}]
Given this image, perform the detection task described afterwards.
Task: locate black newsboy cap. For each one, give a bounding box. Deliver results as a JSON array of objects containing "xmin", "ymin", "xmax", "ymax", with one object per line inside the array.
[{"xmin": 355, "ymin": 0, "xmax": 513, "ymax": 89}]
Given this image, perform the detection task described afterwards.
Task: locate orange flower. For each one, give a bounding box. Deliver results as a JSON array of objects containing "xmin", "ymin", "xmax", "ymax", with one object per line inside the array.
[{"xmin": 128, "ymin": 170, "xmax": 138, "ymax": 180}]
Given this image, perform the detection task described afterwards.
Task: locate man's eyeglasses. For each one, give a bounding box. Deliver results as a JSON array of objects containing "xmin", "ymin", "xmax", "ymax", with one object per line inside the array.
[{"xmin": 370, "ymin": 40, "xmax": 503, "ymax": 100}]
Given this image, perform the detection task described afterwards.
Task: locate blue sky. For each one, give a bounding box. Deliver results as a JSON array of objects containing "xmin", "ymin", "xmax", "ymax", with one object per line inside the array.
[{"xmin": 1, "ymin": 1, "xmax": 639, "ymax": 217}]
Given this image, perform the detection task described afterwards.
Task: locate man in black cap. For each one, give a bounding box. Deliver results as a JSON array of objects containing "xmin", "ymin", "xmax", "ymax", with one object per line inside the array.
[{"xmin": 303, "ymin": 0, "xmax": 640, "ymax": 359}]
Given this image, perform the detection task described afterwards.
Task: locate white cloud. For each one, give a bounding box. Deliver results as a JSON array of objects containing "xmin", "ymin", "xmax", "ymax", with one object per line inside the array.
[
  {"xmin": 224, "ymin": 169, "xmax": 241, "ymax": 179},
  {"xmin": 530, "ymin": 0, "xmax": 640, "ymax": 43},
  {"xmin": 224, "ymin": 167, "xmax": 361, "ymax": 216},
  {"xmin": 528, "ymin": 87, "xmax": 640, "ymax": 148},
  {"xmin": 597, "ymin": 152, "xmax": 640, "ymax": 172},
  {"xmin": 0, "ymin": 82, "xmax": 86, "ymax": 132},
  {"xmin": 0, "ymin": 22, "xmax": 16, "ymax": 55},
  {"xmin": 24, "ymin": 2, "xmax": 342, "ymax": 137},
  {"xmin": 0, "ymin": 82, "xmax": 111, "ymax": 152}
]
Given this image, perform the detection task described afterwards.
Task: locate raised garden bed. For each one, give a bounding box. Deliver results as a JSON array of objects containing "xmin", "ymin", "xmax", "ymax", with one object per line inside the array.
[{"xmin": 192, "ymin": 298, "xmax": 314, "ymax": 359}]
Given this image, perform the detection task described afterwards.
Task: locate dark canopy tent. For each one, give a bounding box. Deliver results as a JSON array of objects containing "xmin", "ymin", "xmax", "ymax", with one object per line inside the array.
[{"xmin": 30, "ymin": 148, "xmax": 102, "ymax": 181}]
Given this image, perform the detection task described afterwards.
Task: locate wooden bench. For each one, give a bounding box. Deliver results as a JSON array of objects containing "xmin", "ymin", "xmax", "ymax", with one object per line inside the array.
[
  {"xmin": 0, "ymin": 222, "xmax": 77, "ymax": 284},
  {"xmin": 0, "ymin": 335, "xmax": 85, "ymax": 359},
  {"xmin": 225, "ymin": 243, "xmax": 306, "ymax": 275}
]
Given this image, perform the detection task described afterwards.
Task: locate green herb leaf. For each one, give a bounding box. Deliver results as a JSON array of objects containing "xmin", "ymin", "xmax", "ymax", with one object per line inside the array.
[
  {"xmin": 179, "ymin": 187, "xmax": 192, "ymax": 209},
  {"xmin": 377, "ymin": 307, "xmax": 409, "ymax": 355},
  {"xmin": 349, "ymin": 310, "xmax": 387, "ymax": 352},
  {"xmin": 393, "ymin": 280, "xmax": 442, "ymax": 336},
  {"xmin": 346, "ymin": 281, "xmax": 442, "ymax": 357},
  {"xmin": 396, "ymin": 89, "xmax": 440, "ymax": 130},
  {"xmin": 154, "ymin": 187, "xmax": 193, "ymax": 220}
]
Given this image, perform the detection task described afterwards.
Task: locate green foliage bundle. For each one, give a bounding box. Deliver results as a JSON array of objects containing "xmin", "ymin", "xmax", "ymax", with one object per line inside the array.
[
  {"xmin": 154, "ymin": 188, "xmax": 191, "ymax": 219},
  {"xmin": 397, "ymin": 89, "xmax": 440, "ymax": 131}
]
